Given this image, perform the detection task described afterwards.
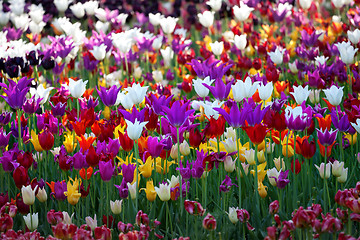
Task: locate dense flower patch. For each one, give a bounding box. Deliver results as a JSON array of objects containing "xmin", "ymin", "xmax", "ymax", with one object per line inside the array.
[{"xmin": 0, "ymin": 0, "xmax": 360, "ymax": 239}]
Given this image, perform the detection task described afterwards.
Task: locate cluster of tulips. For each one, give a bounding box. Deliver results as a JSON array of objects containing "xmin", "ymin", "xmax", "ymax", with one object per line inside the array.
[{"xmin": 1, "ymin": 0, "xmax": 360, "ymax": 239}]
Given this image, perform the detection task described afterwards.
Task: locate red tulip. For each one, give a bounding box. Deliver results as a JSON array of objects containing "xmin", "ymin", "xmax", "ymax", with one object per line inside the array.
[
  {"xmin": 243, "ymin": 123, "xmax": 268, "ymax": 145},
  {"xmin": 94, "ymin": 225, "xmax": 111, "ymax": 240},
  {"xmin": 86, "ymin": 145, "xmax": 99, "ymax": 167},
  {"xmin": 189, "ymin": 128, "xmax": 202, "ymax": 148},
  {"xmin": 16, "ymin": 151, "xmax": 34, "ymax": 170},
  {"xmin": 13, "ymin": 166, "xmax": 29, "ymax": 189},
  {"xmin": 202, "ymin": 213, "xmax": 216, "ymax": 231},
  {"xmin": 38, "ymin": 130, "xmax": 54, "ymax": 151},
  {"xmin": 118, "ymin": 131, "xmax": 134, "ymax": 152}
]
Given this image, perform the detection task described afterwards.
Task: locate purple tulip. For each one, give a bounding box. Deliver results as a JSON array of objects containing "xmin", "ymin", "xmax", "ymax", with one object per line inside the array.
[
  {"xmin": 23, "ymin": 96, "xmax": 42, "ymax": 114},
  {"xmin": 97, "ymin": 85, "xmax": 121, "ymax": 107},
  {"xmin": 115, "ymin": 180, "xmax": 129, "ymax": 199},
  {"xmin": 0, "ymin": 128, "xmax": 10, "ymax": 149},
  {"xmin": 50, "ymin": 102, "xmax": 66, "ymax": 117},
  {"xmin": 147, "ymin": 136, "xmax": 166, "ymax": 158},
  {"xmin": 215, "ymin": 102, "xmax": 249, "ymax": 128},
  {"xmin": 53, "ymin": 181, "xmax": 67, "ymax": 201},
  {"xmin": 162, "ymin": 100, "xmax": 195, "ymax": 127},
  {"xmin": 317, "ymin": 128, "xmax": 338, "ymax": 147},
  {"xmin": 99, "ymin": 160, "xmax": 114, "ymax": 182},
  {"xmin": 219, "ymin": 175, "xmax": 238, "ymax": 193},
  {"xmin": 121, "ymin": 163, "xmax": 136, "ymax": 183}
]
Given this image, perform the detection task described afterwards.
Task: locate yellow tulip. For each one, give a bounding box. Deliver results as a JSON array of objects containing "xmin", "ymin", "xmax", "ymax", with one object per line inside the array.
[
  {"xmin": 155, "ymin": 158, "xmax": 175, "ymax": 174},
  {"xmin": 63, "ymin": 132, "xmax": 76, "ymax": 153},
  {"xmin": 141, "ymin": 180, "xmax": 157, "ymax": 202},
  {"xmin": 344, "ymin": 133, "xmax": 357, "ymax": 145},
  {"xmin": 103, "ymin": 106, "xmax": 111, "ymax": 120},
  {"xmin": 139, "ymin": 156, "xmax": 154, "ymax": 178},
  {"xmin": 114, "ymin": 124, "xmax": 126, "ymax": 139},
  {"xmin": 258, "ymin": 182, "xmax": 268, "ymax": 198},
  {"xmin": 250, "ymin": 162, "xmax": 267, "ymax": 183},
  {"xmin": 30, "ymin": 130, "xmax": 44, "ymax": 152},
  {"xmin": 64, "ymin": 177, "xmax": 82, "ymax": 205}
]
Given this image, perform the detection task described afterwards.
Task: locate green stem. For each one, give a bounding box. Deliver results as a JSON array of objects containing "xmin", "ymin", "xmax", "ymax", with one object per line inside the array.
[
  {"xmin": 176, "ymin": 127, "xmax": 183, "ymax": 215},
  {"xmin": 17, "ymin": 109, "xmax": 23, "ymax": 151},
  {"xmin": 134, "ymin": 140, "xmax": 140, "ymax": 212}
]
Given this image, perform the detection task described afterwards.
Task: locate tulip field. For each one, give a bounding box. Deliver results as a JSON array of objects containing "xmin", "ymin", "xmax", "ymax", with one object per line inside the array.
[{"xmin": 1, "ymin": 0, "xmax": 360, "ymax": 239}]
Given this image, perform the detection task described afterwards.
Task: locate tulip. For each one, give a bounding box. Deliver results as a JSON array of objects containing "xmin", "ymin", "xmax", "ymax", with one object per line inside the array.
[
  {"xmin": 268, "ymin": 47, "xmax": 285, "ymax": 65},
  {"xmin": 38, "ymin": 130, "xmax": 54, "ymax": 151},
  {"xmin": 36, "ymin": 187, "xmax": 47, "ymax": 203},
  {"xmin": 288, "ymin": 62, "xmax": 298, "ymax": 73},
  {"xmin": 209, "ymin": 41, "xmax": 224, "ymax": 56},
  {"xmin": 160, "ymin": 46, "xmax": 174, "ymax": 67},
  {"xmin": 233, "ymin": 2, "xmax": 254, "ymax": 22},
  {"xmin": 203, "ymin": 213, "xmax": 217, "ymax": 230},
  {"xmin": 125, "ymin": 119, "xmax": 148, "ymax": 141},
  {"xmin": 228, "ymin": 207, "xmax": 239, "ymax": 224},
  {"xmin": 192, "ymin": 76, "xmax": 215, "ymax": 98},
  {"xmin": 149, "ymin": 13, "xmax": 163, "ymax": 26},
  {"xmin": 331, "ymin": 0, "xmax": 344, "ymax": 8},
  {"xmin": 99, "ymin": 160, "xmax": 114, "ymax": 182},
  {"xmin": 67, "ymin": 78, "xmax": 88, "ymax": 99},
  {"xmin": 269, "ymin": 200, "xmax": 279, "ymax": 214},
  {"xmin": 62, "ymin": 211, "xmax": 74, "ymax": 224},
  {"xmin": 90, "ymin": 44, "xmax": 107, "ymax": 61},
  {"xmin": 127, "ymin": 182, "xmax": 137, "ymax": 200},
  {"xmin": 331, "ymin": 160, "xmax": 345, "ymax": 177},
  {"xmin": 64, "ymin": 177, "xmax": 82, "ymax": 205},
  {"xmin": 335, "ymin": 41, "xmax": 358, "ymax": 65},
  {"xmin": 179, "ymin": 140, "xmax": 191, "ymax": 156},
  {"xmin": 224, "ymin": 156, "xmax": 236, "ymax": 173},
  {"xmin": 155, "ymin": 183, "xmax": 171, "ymax": 201},
  {"xmin": 23, "ymin": 213, "xmax": 38, "ymax": 231},
  {"xmin": 242, "ymin": 149, "xmax": 255, "ymax": 165},
  {"xmin": 139, "ymin": 157, "xmax": 153, "ymax": 178},
  {"xmin": 110, "ymin": 200, "xmax": 123, "ymax": 214},
  {"xmin": 315, "ymin": 163, "xmax": 331, "ymax": 179},
  {"xmin": 125, "ymin": 83, "xmax": 149, "ymax": 106},
  {"xmin": 152, "ymin": 36, "xmax": 163, "ymax": 50},
  {"xmin": 232, "ymin": 77, "xmax": 259, "ymax": 101},
  {"xmin": 291, "ymin": 85, "xmax": 311, "ymax": 105},
  {"xmin": 206, "ymin": 0, "xmax": 222, "ymax": 11},
  {"xmin": 348, "ymin": 29, "xmax": 360, "ymax": 45},
  {"xmin": 184, "ymin": 200, "xmax": 205, "ymax": 216},
  {"xmin": 86, "ymin": 214, "xmax": 97, "ymax": 231},
  {"xmin": 83, "ymin": 1, "xmax": 99, "ymax": 15},
  {"xmin": 309, "ymin": 89, "xmax": 321, "ymax": 104},
  {"xmin": 257, "ymin": 82, "xmax": 273, "ymax": 101},
  {"xmin": 141, "ymin": 180, "xmax": 157, "ymax": 202},
  {"xmin": 21, "ymin": 185, "xmax": 38, "ymax": 206},
  {"xmin": 299, "ymin": 0, "xmax": 312, "ymax": 9},
  {"xmin": 267, "ymin": 168, "xmax": 280, "ymax": 186},
  {"xmin": 324, "ymin": 85, "xmax": 344, "ymax": 107},
  {"xmin": 54, "ymin": 0, "xmax": 71, "ymax": 12},
  {"xmin": 159, "ymin": 16, "xmax": 178, "ymax": 34},
  {"xmin": 233, "ymin": 34, "xmax": 247, "ymax": 50},
  {"xmin": 337, "ymin": 168, "xmax": 348, "ymax": 183},
  {"xmin": 70, "ymin": 2, "xmax": 85, "ymax": 18},
  {"xmin": 13, "ymin": 166, "xmax": 28, "ymax": 189},
  {"xmin": 198, "ymin": 11, "xmax": 214, "ymax": 28}
]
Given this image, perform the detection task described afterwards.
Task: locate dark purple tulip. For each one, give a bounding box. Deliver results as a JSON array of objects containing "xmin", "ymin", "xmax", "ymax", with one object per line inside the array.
[
  {"xmin": 99, "ymin": 160, "xmax": 114, "ymax": 182},
  {"xmin": 161, "ymin": 100, "xmax": 195, "ymax": 127},
  {"xmin": 53, "ymin": 181, "xmax": 67, "ymax": 201},
  {"xmin": 50, "ymin": 102, "xmax": 66, "ymax": 117},
  {"xmin": 176, "ymin": 160, "xmax": 191, "ymax": 180},
  {"xmin": 330, "ymin": 110, "xmax": 350, "ymax": 132},
  {"xmin": 119, "ymin": 106, "xmax": 146, "ymax": 124},
  {"xmin": 146, "ymin": 93, "xmax": 173, "ymax": 115},
  {"xmin": 301, "ymin": 30, "xmax": 321, "ymax": 47},
  {"xmin": 0, "ymin": 112, "xmax": 12, "ymax": 125},
  {"xmin": 245, "ymin": 103, "xmax": 269, "ymax": 126},
  {"xmin": 219, "ymin": 175, "xmax": 237, "ymax": 193},
  {"xmin": 0, "ymin": 150, "xmax": 19, "ymax": 172},
  {"xmin": 0, "ymin": 77, "xmax": 32, "ymax": 110},
  {"xmin": 72, "ymin": 152, "xmax": 87, "ymax": 170},
  {"xmin": 115, "ymin": 180, "xmax": 129, "ymax": 199},
  {"xmin": 121, "ymin": 163, "xmax": 136, "ymax": 183},
  {"xmin": 107, "ymin": 138, "xmax": 120, "ymax": 157},
  {"xmin": 317, "ymin": 128, "xmax": 338, "ymax": 146},
  {"xmin": 97, "ymin": 85, "xmax": 121, "ymax": 107}
]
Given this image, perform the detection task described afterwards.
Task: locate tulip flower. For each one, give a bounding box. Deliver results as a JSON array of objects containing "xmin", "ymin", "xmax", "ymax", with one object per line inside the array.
[
  {"xmin": 159, "ymin": 16, "xmax": 178, "ymax": 34},
  {"xmin": 149, "ymin": 13, "xmax": 163, "ymax": 26},
  {"xmin": 86, "ymin": 214, "xmax": 97, "ymax": 231},
  {"xmin": 299, "ymin": 0, "xmax": 312, "ymax": 9},
  {"xmin": 127, "ymin": 182, "xmax": 137, "ymax": 200},
  {"xmin": 99, "ymin": 160, "xmax": 114, "ymax": 182},
  {"xmin": 243, "ymin": 124, "xmax": 268, "ymax": 145},
  {"xmin": 291, "ymin": 85, "xmax": 311, "ymax": 105},
  {"xmin": 351, "ymin": 119, "xmax": 360, "ymax": 134},
  {"xmin": 110, "ymin": 200, "xmax": 123, "ymax": 214},
  {"xmin": 64, "ymin": 177, "xmax": 82, "ymax": 205},
  {"xmin": 268, "ymin": 47, "xmax": 285, "ymax": 65},
  {"xmin": 155, "ymin": 183, "xmax": 171, "ymax": 201},
  {"xmin": 23, "ymin": 213, "xmax": 38, "ymax": 231},
  {"xmin": 198, "ymin": 11, "xmax": 215, "ymax": 28},
  {"xmin": 257, "ymin": 82, "xmax": 273, "ymax": 101},
  {"xmin": 323, "ymin": 85, "xmax": 344, "ymax": 107},
  {"xmin": 139, "ymin": 157, "xmax": 153, "ymax": 178},
  {"xmin": 233, "ymin": 2, "xmax": 254, "ymax": 22},
  {"xmin": 141, "ymin": 180, "xmax": 157, "ymax": 202},
  {"xmin": 192, "ymin": 76, "xmax": 215, "ymax": 98},
  {"xmin": 13, "ymin": 166, "xmax": 28, "ymax": 189},
  {"xmin": 36, "ymin": 187, "xmax": 47, "ymax": 203},
  {"xmin": 332, "ymin": 160, "xmax": 345, "ymax": 177},
  {"xmin": 206, "ymin": 0, "xmax": 222, "ymax": 11},
  {"xmin": 337, "ymin": 168, "xmax": 348, "ymax": 183},
  {"xmin": 67, "ymin": 78, "xmax": 88, "ymax": 99},
  {"xmin": 90, "ymin": 44, "xmax": 107, "ymax": 61},
  {"xmin": 224, "ymin": 156, "xmax": 236, "ymax": 173},
  {"xmin": 97, "ymin": 85, "xmax": 121, "ymax": 107},
  {"xmin": 125, "ymin": 119, "xmax": 148, "ymax": 141},
  {"xmin": 316, "ymin": 128, "xmax": 338, "ymax": 147},
  {"xmin": 348, "ymin": 29, "xmax": 360, "ymax": 45},
  {"xmin": 125, "ymin": 83, "xmax": 149, "ymax": 106},
  {"xmin": 38, "ymin": 130, "xmax": 54, "ymax": 151},
  {"xmin": 160, "ymin": 46, "xmax": 174, "ymax": 67},
  {"xmin": 315, "ymin": 163, "xmax": 331, "ymax": 179},
  {"xmin": 232, "ymin": 77, "xmax": 259, "ymax": 102},
  {"xmin": 233, "ymin": 34, "xmax": 247, "ymax": 50},
  {"xmin": 30, "ymin": 84, "xmax": 54, "ymax": 105},
  {"xmin": 162, "ymin": 100, "xmax": 195, "ymax": 127},
  {"xmin": 267, "ymin": 168, "xmax": 280, "ymax": 186},
  {"xmin": 203, "ymin": 213, "xmax": 217, "ymax": 230},
  {"xmin": 54, "ymin": 0, "xmax": 71, "ymax": 12},
  {"xmin": 335, "ymin": 41, "xmax": 358, "ymax": 65},
  {"xmin": 21, "ymin": 185, "xmax": 38, "ymax": 206},
  {"xmin": 228, "ymin": 207, "xmax": 239, "ymax": 224},
  {"xmin": 184, "ymin": 200, "xmax": 205, "ymax": 216},
  {"xmin": 209, "ymin": 41, "xmax": 224, "ymax": 56}
]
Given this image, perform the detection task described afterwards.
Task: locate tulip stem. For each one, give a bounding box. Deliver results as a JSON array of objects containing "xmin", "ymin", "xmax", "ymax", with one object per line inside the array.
[
  {"xmin": 236, "ymin": 129, "xmax": 242, "ymax": 207},
  {"xmin": 176, "ymin": 127, "xmax": 183, "ymax": 215},
  {"xmin": 77, "ymin": 99, "xmax": 80, "ymax": 120},
  {"xmin": 17, "ymin": 109, "xmax": 23, "ymax": 151},
  {"xmin": 324, "ymin": 147, "xmax": 327, "ymax": 212},
  {"xmin": 134, "ymin": 140, "xmax": 139, "ymax": 212}
]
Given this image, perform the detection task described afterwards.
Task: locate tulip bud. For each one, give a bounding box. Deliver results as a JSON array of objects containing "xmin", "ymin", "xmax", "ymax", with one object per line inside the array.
[
  {"xmin": 258, "ymin": 182, "xmax": 268, "ymax": 198},
  {"xmin": 269, "ymin": 200, "xmax": 279, "ymax": 214},
  {"xmin": 257, "ymin": 150, "xmax": 266, "ymax": 163},
  {"xmin": 23, "ymin": 213, "xmax": 38, "ymax": 231},
  {"xmin": 133, "ymin": 67, "xmax": 142, "ymax": 79},
  {"xmin": 21, "ymin": 185, "xmax": 38, "ymax": 206},
  {"xmin": 152, "ymin": 70, "xmax": 163, "ymax": 83},
  {"xmin": 179, "ymin": 140, "xmax": 190, "ymax": 156},
  {"xmin": 222, "ymin": 137, "xmax": 237, "ymax": 153},
  {"xmin": 154, "ymin": 183, "xmax": 171, "ymax": 202},
  {"xmin": 170, "ymin": 145, "xmax": 178, "ymax": 159},
  {"xmin": 273, "ymin": 157, "xmax": 286, "ymax": 171},
  {"xmin": 331, "ymin": 160, "xmax": 344, "ymax": 177},
  {"xmin": 309, "ymin": 89, "xmax": 321, "ymax": 104},
  {"xmin": 203, "ymin": 213, "xmax": 217, "ymax": 230},
  {"xmin": 36, "ymin": 187, "xmax": 47, "ymax": 202},
  {"xmin": 228, "ymin": 207, "xmax": 239, "ymax": 224},
  {"xmin": 267, "ymin": 168, "xmax": 280, "ymax": 186},
  {"xmin": 127, "ymin": 182, "xmax": 137, "ymax": 200},
  {"xmin": 224, "ymin": 156, "xmax": 236, "ymax": 173},
  {"xmin": 110, "ymin": 200, "xmax": 122, "ymax": 214},
  {"xmin": 240, "ymin": 163, "xmax": 249, "ymax": 177},
  {"xmin": 315, "ymin": 163, "xmax": 331, "ymax": 179},
  {"xmin": 242, "ymin": 149, "xmax": 255, "ymax": 165},
  {"xmin": 62, "ymin": 211, "xmax": 74, "ymax": 224},
  {"xmin": 86, "ymin": 214, "xmax": 97, "ymax": 231},
  {"xmin": 337, "ymin": 168, "xmax": 348, "ymax": 183}
]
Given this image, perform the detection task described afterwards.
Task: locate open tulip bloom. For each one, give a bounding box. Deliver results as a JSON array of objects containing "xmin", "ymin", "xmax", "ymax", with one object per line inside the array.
[{"xmin": 1, "ymin": 1, "xmax": 360, "ymax": 239}]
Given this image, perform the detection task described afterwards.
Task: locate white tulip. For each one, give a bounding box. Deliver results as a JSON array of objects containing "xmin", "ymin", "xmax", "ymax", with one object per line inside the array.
[
  {"xmin": 70, "ymin": 2, "xmax": 85, "ymax": 18},
  {"xmin": 233, "ymin": 34, "xmax": 247, "ymax": 50},
  {"xmin": 233, "ymin": 2, "xmax": 254, "ymax": 22},
  {"xmin": 268, "ymin": 47, "xmax": 285, "ymax": 65},
  {"xmin": 23, "ymin": 213, "xmax": 38, "ymax": 231},
  {"xmin": 335, "ymin": 41, "xmax": 358, "ymax": 64},
  {"xmin": 198, "ymin": 11, "xmax": 215, "ymax": 28},
  {"xmin": 160, "ymin": 47, "xmax": 174, "ymax": 67},
  {"xmin": 67, "ymin": 78, "xmax": 88, "ymax": 99},
  {"xmin": 209, "ymin": 41, "xmax": 224, "ymax": 56},
  {"xmin": 155, "ymin": 183, "xmax": 171, "ymax": 201},
  {"xmin": 89, "ymin": 44, "xmax": 107, "ymax": 61},
  {"xmin": 348, "ymin": 29, "xmax": 360, "ymax": 45},
  {"xmin": 192, "ymin": 76, "xmax": 215, "ymax": 98},
  {"xmin": 125, "ymin": 119, "xmax": 148, "ymax": 140},
  {"xmin": 257, "ymin": 82, "xmax": 273, "ymax": 101},
  {"xmin": 291, "ymin": 85, "xmax": 311, "ymax": 105},
  {"xmin": 149, "ymin": 13, "xmax": 163, "ymax": 26},
  {"xmin": 323, "ymin": 85, "xmax": 344, "ymax": 106},
  {"xmin": 159, "ymin": 16, "xmax": 178, "ymax": 34}
]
